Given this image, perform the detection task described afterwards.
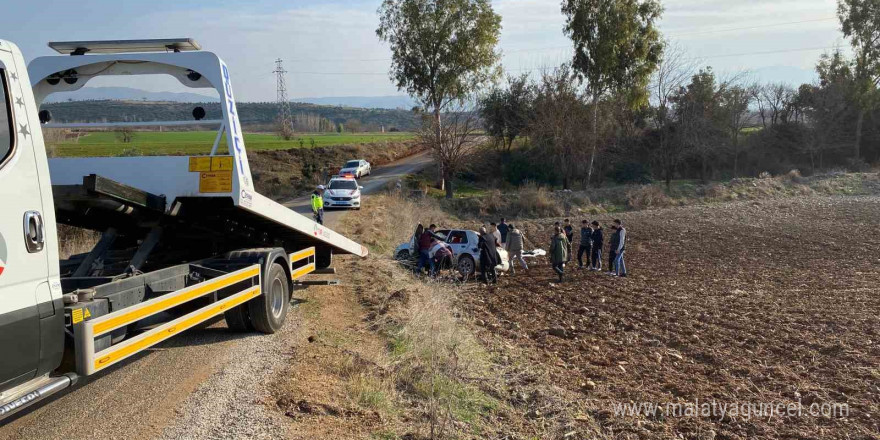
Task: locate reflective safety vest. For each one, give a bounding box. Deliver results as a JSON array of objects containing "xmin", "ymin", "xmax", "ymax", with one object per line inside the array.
[{"xmin": 311, "ymin": 193, "xmax": 323, "ymax": 212}]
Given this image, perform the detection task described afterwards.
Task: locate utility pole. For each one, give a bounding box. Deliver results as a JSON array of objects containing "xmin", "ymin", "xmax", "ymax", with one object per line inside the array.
[{"xmin": 273, "ymin": 58, "xmax": 293, "ymax": 136}]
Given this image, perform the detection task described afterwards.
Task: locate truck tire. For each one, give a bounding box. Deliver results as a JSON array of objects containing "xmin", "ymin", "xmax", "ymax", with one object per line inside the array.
[
  {"xmin": 249, "ymin": 262, "xmax": 290, "ymax": 334},
  {"xmin": 316, "ymin": 247, "xmax": 332, "ymax": 269},
  {"xmin": 224, "ymin": 303, "xmax": 253, "ymax": 331}
]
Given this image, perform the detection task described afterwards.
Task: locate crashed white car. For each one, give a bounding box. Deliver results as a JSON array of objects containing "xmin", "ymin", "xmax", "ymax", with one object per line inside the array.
[
  {"xmin": 394, "ymin": 229, "xmax": 509, "ymax": 277},
  {"xmin": 339, "ymin": 159, "xmax": 371, "ymax": 178},
  {"xmin": 323, "ymin": 177, "xmax": 363, "ymax": 209}
]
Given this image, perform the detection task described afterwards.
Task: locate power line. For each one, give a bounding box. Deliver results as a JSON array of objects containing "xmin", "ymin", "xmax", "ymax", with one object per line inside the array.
[
  {"xmin": 281, "ymin": 17, "xmax": 837, "ymax": 63},
  {"xmin": 284, "ymin": 44, "xmax": 842, "ymax": 76},
  {"xmin": 667, "ymin": 17, "xmax": 837, "ymax": 37}
]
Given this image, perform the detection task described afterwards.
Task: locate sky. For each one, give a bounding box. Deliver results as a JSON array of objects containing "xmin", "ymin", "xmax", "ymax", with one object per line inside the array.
[{"xmin": 0, "ymin": 0, "xmax": 846, "ymax": 102}]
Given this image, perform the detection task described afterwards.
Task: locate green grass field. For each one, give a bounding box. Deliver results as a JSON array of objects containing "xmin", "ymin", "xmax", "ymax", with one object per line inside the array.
[{"xmin": 48, "ymin": 131, "xmax": 416, "ymax": 157}]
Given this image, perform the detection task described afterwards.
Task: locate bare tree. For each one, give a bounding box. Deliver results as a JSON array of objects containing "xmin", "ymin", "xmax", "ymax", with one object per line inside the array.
[
  {"xmin": 720, "ymin": 85, "xmax": 753, "ymax": 177},
  {"xmin": 650, "ymin": 42, "xmax": 699, "ymax": 187},
  {"xmin": 753, "ymin": 83, "xmax": 795, "ymax": 127},
  {"xmin": 276, "ymin": 118, "xmax": 294, "ymax": 140},
  {"xmin": 418, "ymin": 107, "xmax": 481, "ymax": 198}
]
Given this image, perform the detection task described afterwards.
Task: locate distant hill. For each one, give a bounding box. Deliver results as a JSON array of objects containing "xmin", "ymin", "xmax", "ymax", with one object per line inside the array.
[
  {"xmin": 294, "ymin": 95, "xmax": 418, "ymax": 110},
  {"xmin": 45, "ymin": 87, "xmax": 219, "ymax": 103},
  {"xmin": 40, "ymin": 100, "xmax": 420, "ymax": 132},
  {"xmin": 44, "ymin": 86, "xmax": 419, "ymax": 111}
]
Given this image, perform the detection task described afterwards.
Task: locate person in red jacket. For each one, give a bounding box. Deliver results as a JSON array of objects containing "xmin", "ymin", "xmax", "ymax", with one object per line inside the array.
[{"xmin": 416, "ymin": 224, "xmax": 440, "ymax": 274}]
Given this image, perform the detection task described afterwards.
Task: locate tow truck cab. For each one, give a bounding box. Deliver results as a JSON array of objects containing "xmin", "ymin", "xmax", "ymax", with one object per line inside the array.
[{"xmin": 0, "ymin": 39, "xmax": 65, "ymax": 394}]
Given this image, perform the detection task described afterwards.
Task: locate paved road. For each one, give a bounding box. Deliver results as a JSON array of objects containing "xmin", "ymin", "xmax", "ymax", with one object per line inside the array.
[
  {"xmin": 0, "ymin": 150, "xmax": 433, "ymax": 440},
  {"xmin": 285, "ymin": 150, "xmax": 433, "ymax": 227}
]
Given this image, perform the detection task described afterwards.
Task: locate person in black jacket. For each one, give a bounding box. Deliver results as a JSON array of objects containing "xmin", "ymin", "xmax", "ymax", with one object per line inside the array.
[
  {"xmin": 607, "ymin": 219, "xmax": 627, "ymax": 276},
  {"xmin": 577, "ymin": 220, "xmax": 592, "ymax": 269},
  {"xmin": 607, "ymin": 223, "xmax": 619, "ymax": 274},
  {"xmin": 563, "ymin": 219, "xmax": 574, "ymax": 263},
  {"xmin": 590, "ymin": 221, "xmax": 603, "ymax": 271},
  {"xmin": 478, "ymin": 227, "xmax": 498, "ymax": 284}
]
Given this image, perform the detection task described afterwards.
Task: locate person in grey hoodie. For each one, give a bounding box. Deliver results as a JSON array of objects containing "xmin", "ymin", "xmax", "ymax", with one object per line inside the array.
[{"xmin": 505, "ymin": 224, "xmax": 528, "ymax": 275}]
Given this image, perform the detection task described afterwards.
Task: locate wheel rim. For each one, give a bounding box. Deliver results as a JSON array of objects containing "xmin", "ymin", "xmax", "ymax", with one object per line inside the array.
[
  {"xmin": 270, "ymin": 276, "xmax": 285, "ymax": 319},
  {"xmin": 458, "ymin": 258, "xmax": 474, "ymax": 276}
]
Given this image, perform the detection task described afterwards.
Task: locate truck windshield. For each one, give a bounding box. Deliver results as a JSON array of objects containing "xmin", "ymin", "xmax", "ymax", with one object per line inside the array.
[
  {"xmin": 329, "ymin": 180, "xmax": 357, "ymax": 190},
  {"xmin": 345, "ymin": 161, "xmax": 360, "ymax": 168},
  {"xmin": 0, "ymin": 70, "xmax": 11, "ymax": 165}
]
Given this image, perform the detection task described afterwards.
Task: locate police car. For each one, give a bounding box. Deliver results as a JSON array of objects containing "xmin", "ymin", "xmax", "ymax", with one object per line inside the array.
[{"xmin": 323, "ymin": 176, "xmax": 364, "ymax": 210}]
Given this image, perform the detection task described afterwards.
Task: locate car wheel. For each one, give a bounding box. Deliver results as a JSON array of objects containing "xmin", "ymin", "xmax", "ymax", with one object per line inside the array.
[
  {"xmin": 395, "ymin": 250, "xmax": 410, "ymax": 261},
  {"xmin": 457, "ymin": 255, "xmax": 476, "ymax": 277}
]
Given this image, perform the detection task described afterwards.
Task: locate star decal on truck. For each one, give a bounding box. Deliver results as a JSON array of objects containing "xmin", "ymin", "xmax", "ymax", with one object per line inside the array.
[
  {"xmin": 15, "ymin": 97, "xmax": 24, "ymax": 109},
  {"xmin": 18, "ymin": 123, "xmax": 29, "ymax": 139}
]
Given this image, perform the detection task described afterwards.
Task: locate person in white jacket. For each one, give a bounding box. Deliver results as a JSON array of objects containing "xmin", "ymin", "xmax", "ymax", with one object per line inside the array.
[{"xmin": 490, "ymin": 222, "xmax": 502, "ymax": 247}]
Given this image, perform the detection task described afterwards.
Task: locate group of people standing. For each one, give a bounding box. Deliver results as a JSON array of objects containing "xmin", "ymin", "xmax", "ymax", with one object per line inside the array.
[
  {"xmin": 549, "ymin": 218, "xmax": 627, "ymax": 282},
  {"xmin": 409, "ymin": 216, "xmax": 627, "ymax": 284}
]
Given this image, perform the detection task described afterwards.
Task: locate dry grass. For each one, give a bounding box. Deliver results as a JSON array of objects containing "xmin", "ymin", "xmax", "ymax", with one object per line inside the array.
[
  {"xmin": 57, "ymin": 225, "xmax": 99, "ymax": 259},
  {"xmin": 442, "ymin": 171, "xmax": 880, "ymax": 220},
  {"xmin": 625, "ymin": 185, "xmax": 672, "ymax": 209},
  {"xmin": 338, "ymin": 193, "xmax": 516, "ymax": 438}
]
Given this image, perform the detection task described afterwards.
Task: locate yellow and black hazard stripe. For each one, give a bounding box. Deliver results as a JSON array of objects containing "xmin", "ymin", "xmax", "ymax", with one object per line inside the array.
[
  {"xmin": 289, "ymin": 247, "xmax": 316, "ymax": 281},
  {"xmin": 77, "ymin": 264, "xmax": 261, "ymax": 375}
]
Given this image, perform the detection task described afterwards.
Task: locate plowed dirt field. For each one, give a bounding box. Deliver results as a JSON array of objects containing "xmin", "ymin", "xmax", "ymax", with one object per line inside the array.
[{"xmin": 462, "ymin": 196, "xmax": 880, "ymax": 439}]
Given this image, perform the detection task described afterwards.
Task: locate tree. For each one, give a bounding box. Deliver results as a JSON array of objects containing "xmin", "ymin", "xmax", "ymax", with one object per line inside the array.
[
  {"xmin": 562, "ymin": 0, "xmax": 664, "ymax": 185},
  {"xmin": 720, "ymin": 85, "xmax": 753, "ymax": 177},
  {"xmin": 418, "ymin": 108, "xmax": 481, "ymax": 197},
  {"xmin": 478, "ymin": 74, "xmax": 535, "ymax": 153},
  {"xmin": 650, "ymin": 42, "xmax": 698, "ymax": 187},
  {"xmin": 377, "ymin": 0, "xmax": 502, "ymax": 198},
  {"xmin": 838, "ymin": 0, "xmax": 880, "ymax": 159},
  {"xmin": 528, "ymin": 66, "xmax": 591, "ymax": 189},
  {"xmin": 673, "ymin": 68, "xmax": 725, "ymax": 182},
  {"xmin": 115, "ymin": 127, "xmax": 135, "ymax": 143},
  {"xmin": 753, "ymin": 83, "xmax": 795, "ymax": 127}
]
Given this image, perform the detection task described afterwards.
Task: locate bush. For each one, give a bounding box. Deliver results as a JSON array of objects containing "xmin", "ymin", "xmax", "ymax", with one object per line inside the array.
[
  {"xmin": 625, "ymin": 185, "xmax": 672, "ymax": 209},
  {"xmin": 609, "ymin": 161, "xmax": 652, "ymax": 184},
  {"xmin": 846, "ymin": 157, "xmax": 870, "ymax": 172}
]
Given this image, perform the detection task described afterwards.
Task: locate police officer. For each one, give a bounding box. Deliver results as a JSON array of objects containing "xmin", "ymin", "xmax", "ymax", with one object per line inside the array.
[{"xmin": 311, "ymin": 185, "xmax": 325, "ymax": 225}]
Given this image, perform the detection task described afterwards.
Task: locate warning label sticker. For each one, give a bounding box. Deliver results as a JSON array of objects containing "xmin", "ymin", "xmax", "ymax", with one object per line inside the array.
[
  {"xmin": 188, "ymin": 157, "xmax": 212, "ymax": 172},
  {"xmin": 211, "ymin": 156, "xmax": 234, "ymax": 171},
  {"xmin": 72, "ymin": 308, "xmax": 83, "ymax": 324},
  {"xmin": 199, "ymin": 171, "xmax": 233, "ymax": 193}
]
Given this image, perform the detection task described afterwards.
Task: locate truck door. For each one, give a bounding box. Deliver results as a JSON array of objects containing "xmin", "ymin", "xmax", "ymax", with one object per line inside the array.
[{"xmin": 0, "ymin": 42, "xmax": 47, "ymax": 389}]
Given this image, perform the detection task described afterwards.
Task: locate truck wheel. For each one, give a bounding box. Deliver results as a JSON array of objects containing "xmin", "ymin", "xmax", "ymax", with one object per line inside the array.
[
  {"xmin": 249, "ymin": 262, "xmax": 290, "ymax": 334},
  {"xmin": 316, "ymin": 247, "xmax": 332, "ymax": 269},
  {"xmin": 224, "ymin": 302, "xmax": 253, "ymax": 331}
]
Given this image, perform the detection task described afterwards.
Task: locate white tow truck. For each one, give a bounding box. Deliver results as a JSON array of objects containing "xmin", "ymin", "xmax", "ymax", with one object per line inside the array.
[{"xmin": 0, "ymin": 38, "xmax": 368, "ymax": 421}]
